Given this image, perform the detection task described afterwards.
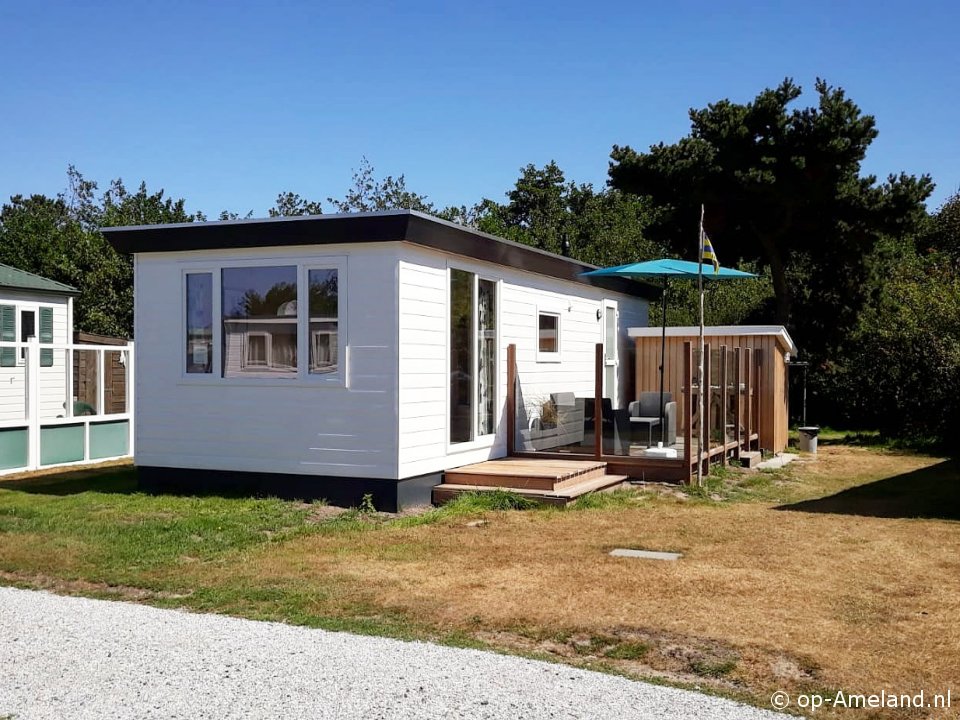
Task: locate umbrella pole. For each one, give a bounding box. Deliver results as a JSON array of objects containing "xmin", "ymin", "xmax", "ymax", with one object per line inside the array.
[
  {"xmin": 659, "ymin": 277, "xmax": 666, "ymax": 444},
  {"xmin": 697, "ymin": 205, "xmax": 705, "ymax": 488}
]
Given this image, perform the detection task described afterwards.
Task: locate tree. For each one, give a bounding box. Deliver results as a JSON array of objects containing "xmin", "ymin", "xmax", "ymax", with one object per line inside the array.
[
  {"xmin": 826, "ymin": 246, "xmax": 960, "ymax": 445},
  {"xmin": 475, "ymin": 161, "xmax": 663, "ymax": 266},
  {"xmin": 219, "ymin": 210, "xmax": 254, "ymax": 221},
  {"xmin": 0, "ymin": 167, "xmax": 200, "ymax": 337},
  {"xmin": 235, "ymin": 282, "xmax": 297, "ymax": 318},
  {"xmin": 922, "ymin": 190, "xmax": 960, "ymax": 261},
  {"xmin": 268, "ymin": 192, "xmax": 322, "ymax": 217},
  {"xmin": 608, "ymin": 79, "xmax": 934, "ymax": 357},
  {"xmin": 327, "ymin": 157, "xmax": 435, "ymax": 214},
  {"xmin": 99, "ymin": 178, "xmax": 203, "ymax": 227}
]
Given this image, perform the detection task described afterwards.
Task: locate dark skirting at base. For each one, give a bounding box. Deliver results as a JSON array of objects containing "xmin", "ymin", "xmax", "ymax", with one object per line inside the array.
[{"xmin": 136, "ymin": 466, "xmax": 443, "ymax": 513}]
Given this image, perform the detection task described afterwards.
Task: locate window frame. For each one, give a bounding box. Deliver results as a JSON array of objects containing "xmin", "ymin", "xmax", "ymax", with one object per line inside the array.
[
  {"xmin": 302, "ymin": 264, "xmax": 343, "ymax": 381},
  {"xmin": 242, "ymin": 330, "xmax": 270, "ymax": 369},
  {"xmin": 445, "ymin": 265, "xmax": 500, "ymax": 453},
  {"xmin": 309, "ymin": 329, "xmax": 336, "ymax": 373},
  {"xmin": 178, "ymin": 255, "xmax": 347, "ymax": 387},
  {"xmin": 18, "ymin": 306, "xmax": 37, "ymax": 365},
  {"xmin": 184, "ymin": 271, "xmax": 215, "ymax": 375},
  {"xmin": 0, "ymin": 302, "xmax": 57, "ymax": 368},
  {"xmin": 536, "ymin": 309, "xmax": 561, "ymax": 363}
]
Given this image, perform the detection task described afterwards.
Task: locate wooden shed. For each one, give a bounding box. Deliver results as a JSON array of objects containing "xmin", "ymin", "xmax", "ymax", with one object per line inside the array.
[{"xmin": 628, "ymin": 325, "xmax": 797, "ymax": 454}]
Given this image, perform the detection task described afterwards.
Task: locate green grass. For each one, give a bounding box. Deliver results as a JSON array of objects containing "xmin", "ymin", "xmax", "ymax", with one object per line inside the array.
[
  {"xmin": 604, "ymin": 641, "xmax": 652, "ymax": 660},
  {"xmin": 444, "ymin": 489, "xmax": 538, "ymax": 512},
  {"xmin": 0, "ymin": 466, "xmax": 312, "ymax": 583},
  {"xmin": 569, "ymin": 489, "xmax": 645, "ymax": 510},
  {"xmin": 0, "ymin": 447, "xmax": 955, "ymax": 720}
]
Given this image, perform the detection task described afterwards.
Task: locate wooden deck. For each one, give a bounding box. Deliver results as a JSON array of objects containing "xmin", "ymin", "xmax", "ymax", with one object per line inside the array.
[{"xmin": 434, "ymin": 458, "xmax": 629, "ymax": 506}]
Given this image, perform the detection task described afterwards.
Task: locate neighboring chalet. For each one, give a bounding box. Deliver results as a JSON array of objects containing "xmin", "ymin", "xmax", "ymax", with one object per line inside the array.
[
  {"xmin": 104, "ymin": 211, "xmax": 653, "ymax": 510},
  {"xmin": 0, "ymin": 265, "xmax": 133, "ymax": 473},
  {"xmin": 0, "ymin": 264, "xmax": 76, "ymax": 428}
]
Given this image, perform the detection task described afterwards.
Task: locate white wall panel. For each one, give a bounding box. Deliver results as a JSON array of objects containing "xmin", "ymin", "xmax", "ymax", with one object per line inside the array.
[
  {"xmin": 133, "ymin": 244, "xmax": 400, "ymax": 480},
  {"xmin": 396, "ymin": 246, "xmax": 648, "ymax": 478}
]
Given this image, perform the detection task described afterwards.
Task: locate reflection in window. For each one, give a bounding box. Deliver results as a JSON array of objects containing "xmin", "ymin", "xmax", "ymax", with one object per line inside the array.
[
  {"xmin": 477, "ymin": 279, "xmax": 496, "ymax": 436},
  {"xmin": 244, "ymin": 332, "xmax": 268, "ymax": 367},
  {"xmin": 308, "ymin": 269, "xmax": 338, "ymax": 374},
  {"xmin": 186, "ymin": 273, "xmax": 213, "ymax": 373},
  {"xmin": 449, "ymin": 269, "xmax": 473, "ymax": 443},
  {"xmin": 538, "ymin": 312, "xmax": 559, "ymax": 354},
  {"xmin": 222, "ymin": 266, "xmax": 297, "ymax": 377}
]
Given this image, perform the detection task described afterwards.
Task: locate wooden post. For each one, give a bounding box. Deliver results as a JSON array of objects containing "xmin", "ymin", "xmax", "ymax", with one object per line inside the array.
[
  {"xmin": 755, "ymin": 349, "xmax": 763, "ymax": 453},
  {"xmin": 702, "ymin": 342, "xmax": 711, "ymax": 477},
  {"xmin": 719, "ymin": 345, "xmax": 728, "ymax": 466},
  {"xmin": 594, "ymin": 343, "xmax": 603, "ymax": 459},
  {"xmin": 506, "ymin": 343, "xmax": 516, "ymax": 456},
  {"xmin": 744, "ymin": 347, "xmax": 752, "ymax": 450},
  {"xmin": 733, "ymin": 347, "xmax": 742, "ymax": 460},
  {"xmin": 683, "ymin": 341, "xmax": 693, "ymax": 477}
]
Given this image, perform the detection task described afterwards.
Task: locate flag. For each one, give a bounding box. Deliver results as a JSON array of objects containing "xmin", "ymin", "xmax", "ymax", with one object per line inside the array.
[{"xmin": 700, "ymin": 228, "xmax": 719, "ymax": 274}]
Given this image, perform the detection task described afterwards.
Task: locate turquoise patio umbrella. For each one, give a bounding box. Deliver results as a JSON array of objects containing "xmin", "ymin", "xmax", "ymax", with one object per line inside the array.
[{"xmin": 581, "ymin": 259, "xmax": 757, "ymax": 437}]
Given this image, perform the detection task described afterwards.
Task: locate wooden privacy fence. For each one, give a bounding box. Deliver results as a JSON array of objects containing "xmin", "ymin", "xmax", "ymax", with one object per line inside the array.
[{"xmin": 0, "ymin": 338, "xmax": 135, "ymax": 474}]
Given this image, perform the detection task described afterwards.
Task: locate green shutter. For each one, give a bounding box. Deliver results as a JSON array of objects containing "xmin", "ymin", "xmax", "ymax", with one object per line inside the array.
[
  {"xmin": 39, "ymin": 307, "xmax": 53, "ymax": 367},
  {"xmin": 0, "ymin": 305, "xmax": 14, "ymax": 367}
]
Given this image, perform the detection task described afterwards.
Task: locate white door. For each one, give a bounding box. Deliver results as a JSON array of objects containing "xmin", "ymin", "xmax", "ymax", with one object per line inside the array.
[{"xmin": 602, "ymin": 300, "xmax": 618, "ymax": 406}]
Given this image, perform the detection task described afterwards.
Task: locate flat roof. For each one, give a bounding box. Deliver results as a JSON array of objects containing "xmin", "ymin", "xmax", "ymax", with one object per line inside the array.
[
  {"xmin": 0, "ymin": 263, "xmax": 79, "ymax": 297},
  {"xmin": 628, "ymin": 325, "xmax": 798, "ymax": 355},
  {"xmin": 101, "ymin": 210, "xmax": 655, "ymax": 300}
]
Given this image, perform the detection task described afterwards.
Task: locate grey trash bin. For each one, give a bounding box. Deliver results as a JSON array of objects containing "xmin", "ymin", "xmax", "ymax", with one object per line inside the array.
[{"xmin": 798, "ymin": 426, "xmax": 820, "ymax": 454}]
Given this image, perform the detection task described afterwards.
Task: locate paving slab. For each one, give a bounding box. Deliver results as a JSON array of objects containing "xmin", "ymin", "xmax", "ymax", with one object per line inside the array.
[{"xmin": 755, "ymin": 453, "xmax": 799, "ymax": 471}]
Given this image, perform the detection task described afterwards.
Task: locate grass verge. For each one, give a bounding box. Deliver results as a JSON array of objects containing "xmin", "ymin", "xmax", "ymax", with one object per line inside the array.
[{"xmin": 1, "ymin": 448, "xmax": 958, "ymax": 719}]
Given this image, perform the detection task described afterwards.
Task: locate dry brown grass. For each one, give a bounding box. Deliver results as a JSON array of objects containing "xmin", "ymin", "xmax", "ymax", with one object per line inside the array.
[
  {"xmin": 184, "ymin": 447, "xmax": 960, "ymax": 718},
  {"xmin": 3, "ymin": 447, "xmax": 958, "ymax": 717}
]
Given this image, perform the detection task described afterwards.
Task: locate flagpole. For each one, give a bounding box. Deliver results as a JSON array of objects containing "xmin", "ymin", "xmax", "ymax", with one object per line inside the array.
[
  {"xmin": 658, "ymin": 276, "xmax": 667, "ymax": 443},
  {"xmin": 696, "ymin": 204, "xmax": 705, "ymax": 488}
]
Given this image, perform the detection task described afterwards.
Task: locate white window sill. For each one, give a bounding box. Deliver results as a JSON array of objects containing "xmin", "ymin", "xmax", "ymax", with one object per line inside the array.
[
  {"xmin": 446, "ymin": 435, "xmax": 497, "ymax": 454},
  {"xmin": 177, "ymin": 375, "xmax": 346, "ymax": 389}
]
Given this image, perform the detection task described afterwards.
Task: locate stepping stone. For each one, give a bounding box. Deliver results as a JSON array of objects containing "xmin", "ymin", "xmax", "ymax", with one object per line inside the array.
[{"xmin": 609, "ymin": 548, "xmax": 682, "ymax": 561}]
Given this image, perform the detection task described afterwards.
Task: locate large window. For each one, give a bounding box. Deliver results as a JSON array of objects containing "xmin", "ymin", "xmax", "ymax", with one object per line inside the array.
[
  {"xmin": 183, "ymin": 262, "xmax": 343, "ymax": 383},
  {"xmin": 185, "ymin": 273, "xmax": 213, "ymax": 374},
  {"xmin": 449, "ymin": 270, "xmax": 497, "ymax": 444},
  {"xmin": 222, "ymin": 266, "xmax": 298, "ymax": 378}
]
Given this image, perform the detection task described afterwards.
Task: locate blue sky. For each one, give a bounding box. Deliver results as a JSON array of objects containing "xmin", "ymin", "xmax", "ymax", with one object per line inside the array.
[{"xmin": 2, "ymin": 0, "xmax": 957, "ymax": 219}]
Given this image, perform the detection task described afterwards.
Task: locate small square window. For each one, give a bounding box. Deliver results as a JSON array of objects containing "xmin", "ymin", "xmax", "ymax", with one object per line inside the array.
[{"xmin": 537, "ymin": 312, "xmax": 560, "ymax": 360}]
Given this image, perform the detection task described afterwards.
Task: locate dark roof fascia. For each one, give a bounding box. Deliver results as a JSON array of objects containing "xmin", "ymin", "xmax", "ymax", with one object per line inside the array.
[{"xmin": 102, "ymin": 210, "xmax": 656, "ymax": 300}]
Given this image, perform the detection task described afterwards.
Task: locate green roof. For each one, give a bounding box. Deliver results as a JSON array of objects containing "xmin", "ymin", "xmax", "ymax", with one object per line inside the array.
[{"xmin": 0, "ymin": 264, "xmax": 79, "ymax": 296}]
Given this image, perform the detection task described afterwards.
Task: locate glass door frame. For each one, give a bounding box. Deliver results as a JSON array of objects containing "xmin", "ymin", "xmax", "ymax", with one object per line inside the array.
[
  {"xmin": 446, "ymin": 267, "xmax": 501, "ymax": 451},
  {"xmin": 602, "ymin": 299, "xmax": 619, "ymax": 407}
]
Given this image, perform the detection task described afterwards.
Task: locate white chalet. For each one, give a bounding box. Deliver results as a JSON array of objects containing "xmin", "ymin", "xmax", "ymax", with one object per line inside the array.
[{"xmin": 104, "ymin": 211, "xmax": 652, "ymax": 509}]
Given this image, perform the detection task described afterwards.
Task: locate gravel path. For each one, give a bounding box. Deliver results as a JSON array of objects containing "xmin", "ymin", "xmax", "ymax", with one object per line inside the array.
[{"xmin": 0, "ymin": 587, "xmax": 789, "ymax": 719}]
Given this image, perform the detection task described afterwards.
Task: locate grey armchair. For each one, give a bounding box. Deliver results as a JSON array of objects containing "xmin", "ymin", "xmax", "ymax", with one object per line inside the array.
[{"xmin": 628, "ymin": 392, "xmax": 677, "ymax": 447}]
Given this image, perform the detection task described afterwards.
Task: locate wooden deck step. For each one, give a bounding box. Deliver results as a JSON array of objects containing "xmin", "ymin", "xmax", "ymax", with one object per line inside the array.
[
  {"xmin": 739, "ymin": 451, "xmax": 762, "ymax": 468},
  {"xmin": 433, "ymin": 474, "xmax": 631, "ymax": 507},
  {"xmin": 443, "ymin": 458, "xmax": 608, "ymax": 491}
]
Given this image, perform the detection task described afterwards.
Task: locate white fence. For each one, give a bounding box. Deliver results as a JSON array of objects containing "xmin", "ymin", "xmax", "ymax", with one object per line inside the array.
[{"xmin": 0, "ymin": 339, "xmax": 134, "ymax": 474}]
